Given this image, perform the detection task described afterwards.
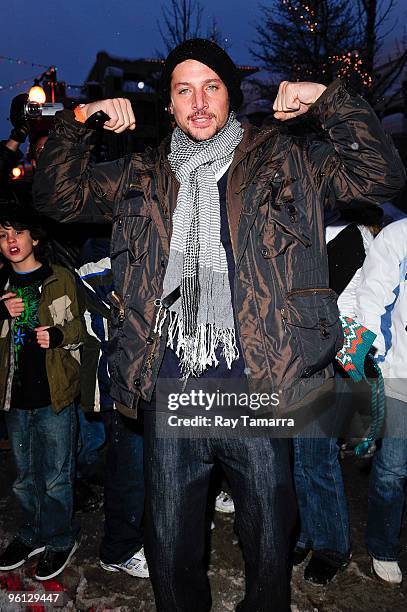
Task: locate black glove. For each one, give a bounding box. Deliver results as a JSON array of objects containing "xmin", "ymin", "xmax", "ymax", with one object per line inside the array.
[{"xmin": 9, "ymin": 93, "xmax": 29, "ymax": 143}]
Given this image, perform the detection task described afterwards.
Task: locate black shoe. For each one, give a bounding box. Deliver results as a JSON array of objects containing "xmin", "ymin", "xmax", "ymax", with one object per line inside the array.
[
  {"xmin": 292, "ymin": 546, "xmax": 311, "ymax": 566},
  {"xmin": 304, "ymin": 553, "xmax": 349, "ymax": 585},
  {"xmin": 0, "ymin": 538, "xmax": 45, "ymax": 570},
  {"xmin": 34, "ymin": 542, "xmax": 78, "ymax": 581}
]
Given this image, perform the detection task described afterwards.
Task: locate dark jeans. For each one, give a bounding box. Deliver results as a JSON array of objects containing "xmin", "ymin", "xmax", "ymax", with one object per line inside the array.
[
  {"xmin": 5, "ymin": 403, "xmax": 78, "ymax": 551},
  {"xmin": 293, "ymin": 436, "xmax": 350, "ymax": 561},
  {"xmin": 293, "ymin": 375, "xmax": 351, "ymax": 563},
  {"xmin": 100, "ymin": 409, "xmax": 144, "ymax": 564},
  {"xmin": 367, "ymin": 396, "xmax": 407, "ymax": 561},
  {"xmin": 144, "ymin": 411, "xmax": 295, "ymax": 612},
  {"xmin": 76, "ymin": 406, "xmax": 106, "ymax": 479}
]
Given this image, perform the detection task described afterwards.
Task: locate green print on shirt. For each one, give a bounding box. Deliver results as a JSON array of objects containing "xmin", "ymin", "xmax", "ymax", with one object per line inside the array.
[{"xmin": 12, "ymin": 282, "xmax": 41, "ymax": 369}]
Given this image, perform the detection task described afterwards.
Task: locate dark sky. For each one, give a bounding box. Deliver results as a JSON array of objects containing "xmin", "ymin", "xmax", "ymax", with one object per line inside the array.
[{"xmin": 0, "ymin": 0, "xmax": 405, "ymax": 139}]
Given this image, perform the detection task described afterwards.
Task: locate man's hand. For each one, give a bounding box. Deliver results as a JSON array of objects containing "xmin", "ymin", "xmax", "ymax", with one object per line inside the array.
[
  {"xmin": 9, "ymin": 93, "xmax": 29, "ymax": 143},
  {"xmin": 2, "ymin": 292, "xmax": 24, "ymax": 317},
  {"xmin": 35, "ymin": 326, "xmax": 51, "ymax": 349},
  {"xmin": 273, "ymin": 81, "xmax": 326, "ymax": 121},
  {"xmin": 78, "ymin": 98, "xmax": 136, "ymax": 133}
]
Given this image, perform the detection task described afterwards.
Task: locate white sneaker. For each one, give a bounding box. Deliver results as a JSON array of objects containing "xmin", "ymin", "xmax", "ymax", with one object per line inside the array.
[
  {"xmin": 372, "ymin": 557, "xmax": 402, "ymax": 585},
  {"xmin": 100, "ymin": 546, "xmax": 149, "ymax": 578},
  {"xmin": 215, "ymin": 491, "xmax": 235, "ymax": 514}
]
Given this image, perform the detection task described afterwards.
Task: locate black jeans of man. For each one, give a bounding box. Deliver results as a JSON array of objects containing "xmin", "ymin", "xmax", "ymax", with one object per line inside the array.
[
  {"xmin": 100, "ymin": 409, "xmax": 144, "ymax": 564},
  {"xmin": 143, "ymin": 411, "xmax": 296, "ymax": 612}
]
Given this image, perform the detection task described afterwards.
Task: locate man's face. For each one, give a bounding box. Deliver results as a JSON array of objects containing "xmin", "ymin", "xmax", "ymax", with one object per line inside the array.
[
  {"xmin": 169, "ymin": 60, "xmax": 230, "ymax": 141},
  {"xmin": 0, "ymin": 225, "xmax": 38, "ymax": 270}
]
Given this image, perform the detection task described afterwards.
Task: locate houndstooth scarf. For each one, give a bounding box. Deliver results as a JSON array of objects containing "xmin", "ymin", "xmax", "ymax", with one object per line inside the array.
[{"xmin": 155, "ymin": 111, "xmax": 244, "ymax": 378}]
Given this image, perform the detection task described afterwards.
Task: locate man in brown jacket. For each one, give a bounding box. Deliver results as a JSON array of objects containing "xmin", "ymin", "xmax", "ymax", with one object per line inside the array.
[{"xmin": 33, "ymin": 39, "xmax": 405, "ymax": 611}]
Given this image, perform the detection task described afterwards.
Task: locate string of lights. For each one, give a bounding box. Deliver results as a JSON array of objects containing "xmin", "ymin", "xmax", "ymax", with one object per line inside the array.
[
  {"xmin": 0, "ymin": 80, "xmax": 85, "ymax": 94},
  {"xmin": 281, "ymin": 0, "xmax": 372, "ymax": 87},
  {"xmin": 0, "ymin": 55, "xmax": 50, "ymax": 69},
  {"xmin": 282, "ymin": 0, "xmax": 318, "ymax": 32},
  {"xmin": 0, "ymin": 76, "xmax": 40, "ymax": 92},
  {"xmin": 330, "ymin": 51, "xmax": 372, "ymax": 87},
  {"xmin": 0, "ymin": 56, "xmax": 58, "ymax": 93}
]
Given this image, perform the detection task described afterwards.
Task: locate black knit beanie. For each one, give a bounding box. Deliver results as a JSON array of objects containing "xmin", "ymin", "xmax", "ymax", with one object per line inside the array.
[{"xmin": 160, "ymin": 38, "xmax": 243, "ymax": 111}]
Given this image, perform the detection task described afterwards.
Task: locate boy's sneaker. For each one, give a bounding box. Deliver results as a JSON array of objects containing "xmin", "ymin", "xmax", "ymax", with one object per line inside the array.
[
  {"xmin": 100, "ymin": 546, "xmax": 149, "ymax": 578},
  {"xmin": 372, "ymin": 557, "xmax": 402, "ymax": 586},
  {"xmin": 0, "ymin": 538, "xmax": 45, "ymax": 570},
  {"xmin": 215, "ymin": 491, "xmax": 235, "ymax": 514},
  {"xmin": 34, "ymin": 541, "xmax": 78, "ymax": 581}
]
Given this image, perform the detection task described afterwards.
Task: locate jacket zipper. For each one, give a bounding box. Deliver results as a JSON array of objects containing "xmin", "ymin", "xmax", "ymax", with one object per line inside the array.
[
  {"xmin": 145, "ymin": 340, "xmax": 157, "ymax": 370},
  {"xmin": 286, "ymin": 287, "xmax": 333, "ymax": 297},
  {"xmin": 110, "ymin": 291, "xmax": 125, "ymax": 323},
  {"xmin": 280, "ymin": 308, "xmax": 288, "ymax": 332},
  {"xmin": 143, "ymin": 301, "xmax": 167, "ymax": 371}
]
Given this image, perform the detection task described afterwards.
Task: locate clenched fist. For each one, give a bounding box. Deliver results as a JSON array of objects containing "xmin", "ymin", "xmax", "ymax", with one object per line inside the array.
[
  {"xmin": 78, "ymin": 98, "xmax": 136, "ymax": 133},
  {"xmin": 2, "ymin": 292, "xmax": 24, "ymax": 318},
  {"xmin": 273, "ymin": 81, "xmax": 326, "ymax": 121}
]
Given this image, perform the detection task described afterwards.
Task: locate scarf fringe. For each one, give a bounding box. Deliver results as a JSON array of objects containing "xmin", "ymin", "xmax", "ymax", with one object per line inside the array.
[
  {"xmin": 154, "ymin": 304, "xmax": 168, "ymax": 336},
  {"xmin": 155, "ymin": 309, "xmax": 239, "ymax": 378}
]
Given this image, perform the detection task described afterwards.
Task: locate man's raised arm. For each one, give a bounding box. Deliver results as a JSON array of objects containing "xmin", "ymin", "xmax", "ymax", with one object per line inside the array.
[
  {"xmin": 33, "ymin": 98, "xmax": 136, "ymax": 224},
  {"xmin": 273, "ymin": 79, "xmax": 406, "ymax": 208}
]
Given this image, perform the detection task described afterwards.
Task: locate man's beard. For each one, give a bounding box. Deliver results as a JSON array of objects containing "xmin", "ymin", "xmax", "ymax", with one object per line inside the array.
[{"xmin": 183, "ymin": 111, "xmax": 223, "ymax": 142}]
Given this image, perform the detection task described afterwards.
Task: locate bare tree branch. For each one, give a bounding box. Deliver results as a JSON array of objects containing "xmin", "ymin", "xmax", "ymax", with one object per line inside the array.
[
  {"xmin": 157, "ymin": 0, "xmax": 204, "ymax": 54},
  {"xmin": 251, "ymin": 0, "xmax": 406, "ymax": 112}
]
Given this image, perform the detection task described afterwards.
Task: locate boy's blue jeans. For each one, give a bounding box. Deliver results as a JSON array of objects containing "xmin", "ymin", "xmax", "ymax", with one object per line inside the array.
[
  {"xmin": 5, "ymin": 403, "xmax": 78, "ymax": 552},
  {"xmin": 293, "ymin": 377, "xmax": 351, "ymax": 562},
  {"xmin": 367, "ymin": 396, "xmax": 407, "ymax": 561},
  {"xmin": 293, "ymin": 435, "xmax": 350, "ymax": 561}
]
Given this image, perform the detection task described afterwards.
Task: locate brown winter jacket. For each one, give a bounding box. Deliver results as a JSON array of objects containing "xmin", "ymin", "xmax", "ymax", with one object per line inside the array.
[
  {"xmin": 33, "ymin": 79, "xmax": 406, "ymax": 417},
  {"xmin": 0, "ymin": 265, "xmax": 85, "ymax": 413}
]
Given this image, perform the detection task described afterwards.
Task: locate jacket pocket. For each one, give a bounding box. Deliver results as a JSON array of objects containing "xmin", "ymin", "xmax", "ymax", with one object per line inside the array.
[{"xmin": 281, "ymin": 288, "xmax": 343, "ymax": 378}]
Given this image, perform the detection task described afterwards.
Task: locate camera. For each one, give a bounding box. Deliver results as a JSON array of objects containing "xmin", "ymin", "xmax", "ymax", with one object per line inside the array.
[{"xmin": 24, "ymin": 101, "xmax": 64, "ymax": 119}]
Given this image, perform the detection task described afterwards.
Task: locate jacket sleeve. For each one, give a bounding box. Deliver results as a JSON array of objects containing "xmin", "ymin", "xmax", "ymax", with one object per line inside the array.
[
  {"xmin": 355, "ymin": 220, "xmax": 407, "ymax": 358},
  {"xmin": 54, "ymin": 269, "xmax": 86, "ymax": 350},
  {"xmin": 32, "ymin": 110, "xmax": 131, "ymax": 224},
  {"xmin": 307, "ymin": 79, "xmax": 406, "ymax": 209}
]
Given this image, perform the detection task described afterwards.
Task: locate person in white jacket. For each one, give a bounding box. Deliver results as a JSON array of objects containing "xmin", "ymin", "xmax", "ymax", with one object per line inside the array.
[{"xmin": 356, "ymin": 217, "xmax": 407, "ymax": 586}]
